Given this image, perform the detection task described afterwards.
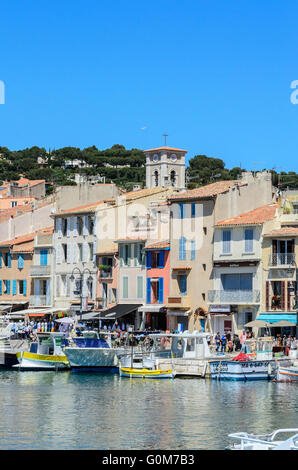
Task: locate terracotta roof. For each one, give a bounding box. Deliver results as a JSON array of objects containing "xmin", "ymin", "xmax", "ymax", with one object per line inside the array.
[
  {"xmin": 54, "ymin": 200, "xmax": 105, "ymax": 216},
  {"xmin": 216, "ymin": 203, "xmax": 278, "ymax": 227},
  {"xmin": 12, "ymin": 241, "xmax": 34, "ymax": 253},
  {"xmin": 264, "ymin": 226, "xmax": 298, "ymax": 237},
  {"xmin": 144, "ymin": 146, "xmax": 187, "ymax": 153},
  {"xmin": 121, "ymin": 187, "xmax": 170, "ymax": 200},
  {"xmin": 0, "ymin": 226, "xmax": 53, "ymax": 248},
  {"xmin": 169, "ymin": 180, "xmax": 246, "ymax": 201},
  {"xmin": 145, "ymin": 240, "xmax": 170, "ymax": 250}
]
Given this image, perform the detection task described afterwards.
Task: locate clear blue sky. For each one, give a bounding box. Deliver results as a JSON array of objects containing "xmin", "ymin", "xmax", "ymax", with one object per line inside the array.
[{"xmin": 1, "ymin": 0, "xmax": 298, "ymax": 171}]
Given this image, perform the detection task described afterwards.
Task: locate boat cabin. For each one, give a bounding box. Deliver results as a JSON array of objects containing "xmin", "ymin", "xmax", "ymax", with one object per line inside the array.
[
  {"xmin": 72, "ymin": 330, "xmax": 112, "ymax": 349},
  {"xmin": 30, "ymin": 332, "xmax": 69, "ymax": 356},
  {"xmin": 150, "ymin": 331, "xmax": 211, "ymax": 359}
]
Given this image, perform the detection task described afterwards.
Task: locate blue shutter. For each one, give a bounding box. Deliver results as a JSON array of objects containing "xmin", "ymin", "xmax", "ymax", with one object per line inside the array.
[
  {"xmin": 158, "ymin": 277, "xmax": 164, "ymax": 304},
  {"xmin": 40, "ymin": 250, "xmax": 48, "ymax": 266},
  {"xmin": 18, "ymin": 254, "xmax": 24, "ymax": 269},
  {"xmin": 180, "ymin": 275, "xmax": 187, "ymax": 296},
  {"xmin": 7, "ymin": 252, "xmax": 11, "ymax": 267},
  {"xmin": 179, "ymin": 203, "xmax": 184, "ymax": 219},
  {"xmin": 146, "ymin": 251, "xmax": 152, "ymax": 269},
  {"xmin": 0, "ymin": 281, "xmax": 2, "ymax": 295},
  {"xmin": 12, "ymin": 280, "xmax": 17, "ymax": 296},
  {"xmin": 158, "ymin": 251, "xmax": 164, "ymax": 268},
  {"xmin": 245, "ymin": 229, "xmax": 254, "ymax": 253},
  {"xmin": 6, "ymin": 280, "xmax": 11, "ymax": 295},
  {"xmin": 179, "ymin": 237, "xmax": 186, "ymax": 260},
  {"xmin": 23, "ymin": 279, "xmax": 27, "ymax": 296},
  {"xmin": 146, "ymin": 278, "xmax": 151, "ymax": 304},
  {"xmin": 222, "ymin": 230, "xmax": 231, "ymax": 254},
  {"xmin": 190, "ymin": 240, "xmax": 196, "ymax": 260},
  {"xmin": 0, "ymin": 252, "xmax": 2, "ymax": 268},
  {"xmin": 191, "ymin": 202, "xmax": 196, "ymax": 217}
]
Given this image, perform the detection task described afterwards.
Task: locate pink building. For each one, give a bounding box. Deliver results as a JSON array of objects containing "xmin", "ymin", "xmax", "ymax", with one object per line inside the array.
[{"xmin": 139, "ymin": 240, "xmax": 170, "ymax": 331}]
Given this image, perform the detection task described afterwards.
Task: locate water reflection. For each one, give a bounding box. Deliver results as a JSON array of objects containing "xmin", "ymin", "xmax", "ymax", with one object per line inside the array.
[{"xmin": 0, "ymin": 371, "xmax": 297, "ymax": 449}]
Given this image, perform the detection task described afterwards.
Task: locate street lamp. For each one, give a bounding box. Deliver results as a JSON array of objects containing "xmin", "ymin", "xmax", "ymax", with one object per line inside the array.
[{"xmin": 70, "ymin": 267, "xmax": 93, "ymax": 322}]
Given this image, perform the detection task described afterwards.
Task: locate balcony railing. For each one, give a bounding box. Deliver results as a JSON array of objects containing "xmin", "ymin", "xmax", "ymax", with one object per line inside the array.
[
  {"xmin": 30, "ymin": 265, "xmax": 51, "ymax": 277},
  {"xmin": 99, "ymin": 269, "xmax": 113, "ymax": 279},
  {"xmin": 268, "ymin": 253, "xmax": 296, "ymax": 267},
  {"xmin": 208, "ymin": 290, "xmax": 260, "ymax": 304},
  {"xmin": 30, "ymin": 295, "xmax": 51, "ymax": 307}
]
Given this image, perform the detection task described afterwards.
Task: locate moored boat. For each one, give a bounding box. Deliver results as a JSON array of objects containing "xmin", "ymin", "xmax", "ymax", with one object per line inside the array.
[
  {"xmin": 228, "ymin": 428, "xmax": 298, "ymax": 450},
  {"xmin": 119, "ymin": 366, "xmax": 174, "ymax": 379},
  {"xmin": 276, "ymin": 364, "xmax": 298, "ymax": 382},
  {"xmin": 64, "ymin": 331, "xmax": 130, "ymax": 372},
  {"xmin": 15, "ymin": 332, "xmax": 70, "ymax": 371}
]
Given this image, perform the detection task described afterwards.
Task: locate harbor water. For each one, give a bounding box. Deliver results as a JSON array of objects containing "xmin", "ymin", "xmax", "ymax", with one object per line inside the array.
[{"xmin": 0, "ymin": 371, "xmax": 297, "ymax": 450}]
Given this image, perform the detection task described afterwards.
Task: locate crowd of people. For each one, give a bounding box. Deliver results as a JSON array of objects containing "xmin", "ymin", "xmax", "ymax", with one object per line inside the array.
[{"xmin": 8, "ymin": 319, "xmax": 60, "ymax": 340}]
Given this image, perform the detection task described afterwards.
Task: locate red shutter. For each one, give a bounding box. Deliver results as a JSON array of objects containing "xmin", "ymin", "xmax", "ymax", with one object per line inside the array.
[
  {"xmin": 281, "ymin": 281, "xmax": 285, "ymax": 311},
  {"xmin": 287, "ymin": 282, "xmax": 291, "ymax": 311},
  {"xmin": 266, "ymin": 281, "xmax": 270, "ymax": 310}
]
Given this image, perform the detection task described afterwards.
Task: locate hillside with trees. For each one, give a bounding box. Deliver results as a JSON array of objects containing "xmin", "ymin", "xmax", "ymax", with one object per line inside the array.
[{"xmin": 0, "ymin": 145, "xmax": 297, "ymax": 192}]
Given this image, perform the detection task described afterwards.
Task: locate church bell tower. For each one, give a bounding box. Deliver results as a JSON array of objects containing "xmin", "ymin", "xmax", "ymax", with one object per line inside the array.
[{"xmin": 144, "ymin": 144, "xmax": 187, "ymax": 190}]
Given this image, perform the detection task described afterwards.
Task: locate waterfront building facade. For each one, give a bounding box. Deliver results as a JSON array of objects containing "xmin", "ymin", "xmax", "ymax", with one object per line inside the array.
[{"xmin": 209, "ymin": 204, "xmax": 278, "ymax": 336}]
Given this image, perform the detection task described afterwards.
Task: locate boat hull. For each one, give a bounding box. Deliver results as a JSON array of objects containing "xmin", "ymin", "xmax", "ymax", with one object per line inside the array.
[
  {"xmin": 0, "ymin": 351, "xmax": 18, "ymax": 368},
  {"xmin": 64, "ymin": 347, "xmax": 127, "ymax": 372},
  {"xmin": 276, "ymin": 367, "xmax": 298, "ymax": 382},
  {"xmin": 119, "ymin": 367, "xmax": 174, "ymax": 379},
  {"xmin": 15, "ymin": 351, "xmax": 69, "ymax": 371},
  {"xmin": 209, "ymin": 360, "xmax": 271, "ymax": 381}
]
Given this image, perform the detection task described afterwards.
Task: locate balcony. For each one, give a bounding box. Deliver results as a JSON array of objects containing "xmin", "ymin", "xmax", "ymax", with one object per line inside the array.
[
  {"xmin": 98, "ymin": 269, "xmax": 113, "ymax": 279},
  {"xmin": 30, "ymin": 265, "xmax": 51, "ymax": 277},
  {"xmin": 30, "ymin": 295, "xmax": 51, "ymax": 307},
  {"xmin": 268, "ymin": 253, "xmax": 296, "ymax": 267},
  {"xmin": 166, "ymin": 295, "xmax": 191, "ymax": 309},
  {"xmin": 208, "ymin": 290, "xmax": 260, "ymax": 304},
  {"xmin": 280, "ymin": 209, "xmax": 298, "ymax": 225}
]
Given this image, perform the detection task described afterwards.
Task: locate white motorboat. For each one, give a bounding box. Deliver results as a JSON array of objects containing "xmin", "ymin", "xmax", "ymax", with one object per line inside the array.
[
  {"xmin": 15, "ymin": 332, "xmax": 70, "ymax": 371},
  {"xmin": 228, "ymin": 428, "xmax": 298, "ymax": 450},
  {"xmin": 64, "ymin": 331, "xmax": 130, "ymax": 372}
]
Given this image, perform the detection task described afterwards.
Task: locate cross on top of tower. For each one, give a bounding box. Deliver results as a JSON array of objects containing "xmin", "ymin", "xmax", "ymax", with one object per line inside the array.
[{"xmin": 162, "ymin": 133, "xmax": 168, "ymax": 146}]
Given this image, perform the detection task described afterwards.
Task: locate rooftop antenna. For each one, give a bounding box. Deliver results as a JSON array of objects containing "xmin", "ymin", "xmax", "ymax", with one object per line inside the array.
[{"xmin": 163, "ymin": 133, "xmax": 168, "ymax": 146}]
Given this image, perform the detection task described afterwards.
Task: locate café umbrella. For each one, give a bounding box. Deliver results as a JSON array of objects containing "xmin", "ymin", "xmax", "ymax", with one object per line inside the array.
[
  {"xmin": 269, "ymin": 320, "xmax": 296, "ymax": 327},
  {"xmin": 55, "ymin": 317, "xmax": 74, "ymax": 324}
]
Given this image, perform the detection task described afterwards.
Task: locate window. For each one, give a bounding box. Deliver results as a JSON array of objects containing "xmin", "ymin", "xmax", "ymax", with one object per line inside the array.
[
  {"xmin": 11, "ymin": 201, "xmax": 17, "ymax": 208},
  {"xmin": 18, "ymin": 280, "xmax": 27, "ymax": 295},
  {"xmin": 203, "ymin": 227, "xmax": 207, "ymax": 235},
  {"xmin": 179, "ymin": 275, "xmax": 187, "ymax": 296},
  {"xmin": 137, "ymin": 276, "xmax": 144, "ymax": 299},
  {"xmin": 18, "ymin": 254, "xmax": 24, "ymax": 269},
  {"xmin": 4, "ymin": 252, "xmax": 11, "ymax": 267},
  {"xmin": 135, "ymin": 243, "xmax": 145, "ymax": 266},
  {"xmin": 40, "ymin": 250, "xmax": 48, "ymax": 266},
  {"xmin": 122, "ymin": 276, "xmax": 129, "ymax": 299},
  {"xmin": 202, "ymin": 293, "xmax": 206, "ymax": 301},
  {"xmin": 62, "ymin": 244, "xmax": 68, "ymax": 262},
  {"xmin": 78, "ymin": 243, "xmax": 83, "ymax": 262},
  {"xmin": 62, "ymin": 218, "xmax": 67, "ymax": 236},
  {"xmin": 244, "ymin": 228, "xmax": 254, "ymax": 253},
  {"xmin": 179, "ymin": 237, "xmax": 187, "ymax": 260},
  {"xmin": 179, "ymin": 203, "xmax": 184, "ymax": 219},
  {"xmin": 202, "ymin": 264, "xmax": 206, "ymax": 271},
  {"xmin": 222, "ymin": 230, "xmax": 231, "ymax": 254},
  {"xmin": 221, "ymin": 273, "xmax": 253, "ymax": 291},
  {"xmin": 120, "ymin": 244, "xmax": 131, "ymax": 266},
  {"xmin": 191, "ymin": 203, "xmax": 196, "ymax": 218},
  {"xmin": 77, "ymin": 217, "xmax": 83, "ymax": 236},
  {"xmin": 88, "ymin": 216, "xmax": 94, "ymax": 234},
  {"xmin": 89, "ymin": 243, "xmax": 94, "ymax": 261},
  {"xmin": 149, "ymin": 250, "xmax": 165, "ymax": 269}
]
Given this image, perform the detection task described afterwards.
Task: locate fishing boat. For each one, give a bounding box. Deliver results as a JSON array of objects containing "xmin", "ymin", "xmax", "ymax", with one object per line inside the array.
[
  {"xmin": 275, "ymin": 364, "xmax": 298, "ymax": 382},
  {"xmin": 228, "ymin": 428, "xmax": 298, "ymax": 450},
  {"xmin": 64, "ymin": 331, "xmax": 130, "ymax": 373},
  {"xmin": 209, "ymin": 338, "xmax": 285, "ymax": 381},
  {"xmin": 15, "ymin": 332, "xmax": 70, "ymax": 371},
  {"xmin": 119, "ymin": 344, "xmax": 175, "ymax": 379},
  {"xmin": 0, "ymin": 323, "xmax": 18, "ymax": 368}
]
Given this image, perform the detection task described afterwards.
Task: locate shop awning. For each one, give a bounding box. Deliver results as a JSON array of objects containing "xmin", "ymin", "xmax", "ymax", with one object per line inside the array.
[
  {"xmin": 92, "ymin": 304, "xmax": 142, "ymax": 321},
  {"xmin": 257, "ymin": 313, "xmax": 297, "ymax": 324}
]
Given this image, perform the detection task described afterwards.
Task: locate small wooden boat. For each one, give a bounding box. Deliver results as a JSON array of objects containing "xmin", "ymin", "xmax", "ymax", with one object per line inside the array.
[
  {"xmin": 119, "ymin": 366, "xmax": 174, "ymax": 379},
  {"xmin": 15, "ymin": 332, "xmax": 70, "ymax": 371}
]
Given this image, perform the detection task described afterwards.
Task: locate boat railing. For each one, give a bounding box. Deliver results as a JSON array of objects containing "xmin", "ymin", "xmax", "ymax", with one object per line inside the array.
[{"xmin": 228, "ymin": 429, "xmax": 298, "ymax": 450}]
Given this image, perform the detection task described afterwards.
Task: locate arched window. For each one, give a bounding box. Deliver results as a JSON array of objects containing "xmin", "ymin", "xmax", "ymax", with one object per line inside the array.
[
  {"xmin": 154, "ymin": 170, "xmax": 159, "ymax": 187},
  {"xmin": 170, "ymin": 170, "xmax": 176, "ymax": 186}
]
